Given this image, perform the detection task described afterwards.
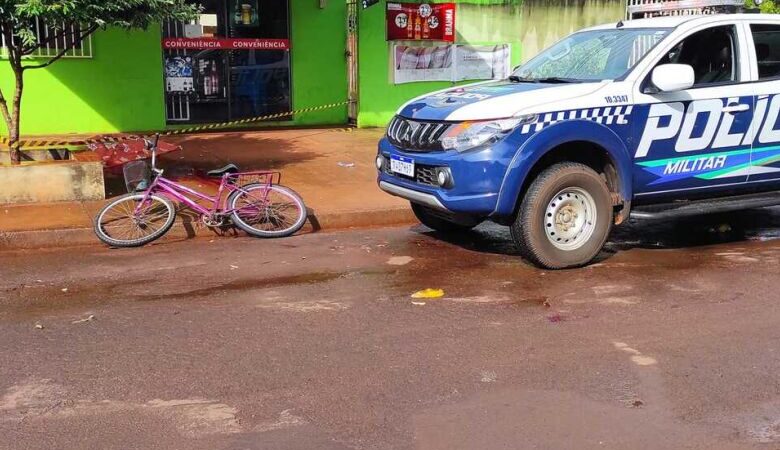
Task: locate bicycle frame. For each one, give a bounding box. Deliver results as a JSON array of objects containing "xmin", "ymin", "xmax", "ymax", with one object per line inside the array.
[
  {"xmin": 137, "ymin": 172, "xmax": 280, "ymax": 218},
  {"xmin": 130, "ymin": 135, "xmax": 280, "ymax": 218}
]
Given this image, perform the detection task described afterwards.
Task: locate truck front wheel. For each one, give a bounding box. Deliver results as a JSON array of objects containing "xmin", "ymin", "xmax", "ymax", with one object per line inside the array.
[{"xmin": 511, "ymin": 162, "xmax": 613, "ymax": 269}]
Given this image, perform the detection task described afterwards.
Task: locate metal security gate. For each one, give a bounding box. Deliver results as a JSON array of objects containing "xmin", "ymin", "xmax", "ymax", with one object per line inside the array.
[
  {"xmin": 163, "ymin": 20, "xmax": 192, "ymax": 122},
  {"xmin": 346, "ymin": 0, "xmax": 359, "ymax": 124}
]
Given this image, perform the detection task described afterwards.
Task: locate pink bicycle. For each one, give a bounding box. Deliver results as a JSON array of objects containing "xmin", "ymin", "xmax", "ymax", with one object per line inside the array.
[{"xmin": 94, "ymin": 134, "xmax": 307, "ymax": 247}]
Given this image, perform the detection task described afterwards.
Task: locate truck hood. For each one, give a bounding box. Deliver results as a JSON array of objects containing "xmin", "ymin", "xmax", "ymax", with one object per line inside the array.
[{"xmin": 397, "ymin": 80, "xmax": 606, "ymax": 121}]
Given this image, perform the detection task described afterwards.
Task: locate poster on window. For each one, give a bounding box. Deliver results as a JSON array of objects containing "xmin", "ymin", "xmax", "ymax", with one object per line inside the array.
[
  {"xmin": 455, "ymin": 44, "xmax": 511, "ymax": 81},
  {"xmin": 386, "ymin": 3, "xmax": 455, "ymax": 42},
  {"xmin": 197, "ymin": 57, "xmax": 225, "ymax": 99},
  {"xmin": 393, "ymin": 44, "xmax": 510, "ymax": 84},
  {"xmin": 164, "ymin": 56, "xmax": 194, "ymax": 93},
  {"xmin": 393, "ymin": 45, "xmax": 453, "ymax": 84},
  {"xmin": 230, "ymin": 0, "xmax": 259, "ymax": 27}
]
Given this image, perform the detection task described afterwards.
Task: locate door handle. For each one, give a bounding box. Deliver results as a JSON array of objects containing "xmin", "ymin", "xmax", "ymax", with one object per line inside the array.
[{"xmin": 723, "ymin": 103, "xmax": 749, "ymax": 113}]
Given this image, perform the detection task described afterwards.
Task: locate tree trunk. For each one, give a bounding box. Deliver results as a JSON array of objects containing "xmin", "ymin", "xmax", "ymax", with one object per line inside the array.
[
  {"xmin": 0, "ymin": 26, "xmax": 24, "ymax": 166},
  {"xmin": 8, "ymin": 65, "xmax": 23, "ymax": 165}
]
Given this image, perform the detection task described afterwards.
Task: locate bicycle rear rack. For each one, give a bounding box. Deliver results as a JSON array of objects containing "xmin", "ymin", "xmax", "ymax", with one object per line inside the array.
[{"xmin": 225, "ymin": 171, "xmax": 282, "ymax": 187}]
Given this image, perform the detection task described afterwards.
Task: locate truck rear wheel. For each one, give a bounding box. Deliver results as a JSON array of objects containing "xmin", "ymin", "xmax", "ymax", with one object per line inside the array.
[
  {"xmin": 511, "ymin": 162, "xmax": 613, "ymax": 269},
  {"xmin": 411, "ymin": 202, "xmax": 479, "ymax": 233}
]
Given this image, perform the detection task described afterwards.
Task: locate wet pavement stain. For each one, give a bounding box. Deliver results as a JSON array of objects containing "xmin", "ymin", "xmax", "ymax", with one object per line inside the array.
[
  {"xmin": 0, "ymin": 272, "xmax": 355, "ymax": 320},
  {"xmin": 135, "ymin": 271, "xmax": 349, "ymax": 301}
]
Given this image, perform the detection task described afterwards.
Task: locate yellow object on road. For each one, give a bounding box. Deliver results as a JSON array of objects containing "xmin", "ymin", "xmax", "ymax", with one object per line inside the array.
[{"xmin": 411, "ymin": 288, "xmax": 444, "ymax": 299}]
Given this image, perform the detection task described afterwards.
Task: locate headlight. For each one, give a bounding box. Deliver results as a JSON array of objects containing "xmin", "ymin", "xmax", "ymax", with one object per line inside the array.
[{"xmin": 440, "ymin": 115, "xmax": 536, "ymax": 152}]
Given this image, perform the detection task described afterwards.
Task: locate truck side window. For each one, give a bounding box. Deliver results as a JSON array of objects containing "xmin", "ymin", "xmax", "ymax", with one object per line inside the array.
[
  {"xmin": 656, "ymin": 25, "xmax": 737, "ymax": 86},
  {"xmin": 751, "ymin": 24, "xmax": 780, "ymax": 80}
]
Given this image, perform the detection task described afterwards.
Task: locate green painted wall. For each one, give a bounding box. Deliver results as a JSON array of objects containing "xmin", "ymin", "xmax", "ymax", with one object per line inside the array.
[
  {"xmin": 356, "ymin": 0, "xmax": 624, "ymax": 128},
  {"xmin": 288, "ymin": 0, "xmax": 348, "ymax": 126},
  {"xmin": 0, "ymin": 1, "xmax": 348, "ymax": 137},
  {"xmin": 0, "ymin": 27, "xmax": 168, "ymax": 136}
]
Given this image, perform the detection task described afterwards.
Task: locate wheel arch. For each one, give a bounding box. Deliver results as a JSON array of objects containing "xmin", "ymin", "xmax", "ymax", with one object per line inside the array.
[{"xmin": 495, "ymin": 120, "xmax": 634, "ymax": 224}]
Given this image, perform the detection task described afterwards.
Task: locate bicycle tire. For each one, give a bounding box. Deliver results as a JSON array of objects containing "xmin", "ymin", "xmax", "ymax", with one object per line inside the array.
[
  {"xmin": 228, "ymin": 183, "xmax": 307, "ymax": 238},
  {"xmin": 94, "ymin": 193, "xmax": 176, "ymax": 247}
]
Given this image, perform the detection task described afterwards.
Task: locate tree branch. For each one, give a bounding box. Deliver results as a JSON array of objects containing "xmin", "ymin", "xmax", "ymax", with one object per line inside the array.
[
  {"xmin": 0, "ymin": 84, "xmax": 12, "ymax": 133},
  {"xmin": 22, "ymin": 23, "xmax": 83, "ymax": 56},
  {"xmin": 2, "ymin": 25, "xmax": 19, "ymax": 68},
  {"xmin": 21, "ymin": 25, "xmax": 98, "ymax": 71}
]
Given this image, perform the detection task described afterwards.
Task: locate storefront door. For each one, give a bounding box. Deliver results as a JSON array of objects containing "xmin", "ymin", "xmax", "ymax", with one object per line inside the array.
[{"xmin": 162, "ymin": 0, "xmax": 291, "ymax": 124}]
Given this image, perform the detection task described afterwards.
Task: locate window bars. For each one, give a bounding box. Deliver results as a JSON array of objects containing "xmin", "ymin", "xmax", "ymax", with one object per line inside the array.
[{"xmin": 0, "ymin": 19, "xmax": 93, "ymax": 59}]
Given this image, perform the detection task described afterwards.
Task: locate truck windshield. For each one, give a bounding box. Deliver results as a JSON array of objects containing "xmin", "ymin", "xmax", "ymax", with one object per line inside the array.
[{"xmin": 512, "ymin": 28, "xmax": 670, "ymax": 82}]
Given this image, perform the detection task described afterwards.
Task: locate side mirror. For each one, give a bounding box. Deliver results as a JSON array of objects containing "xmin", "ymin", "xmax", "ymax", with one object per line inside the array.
[{"xmin": 651, "ymin": 64, "xmax": 694, "ymax": 92}]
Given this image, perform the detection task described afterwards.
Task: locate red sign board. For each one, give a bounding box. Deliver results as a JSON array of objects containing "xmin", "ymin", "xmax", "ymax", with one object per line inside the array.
[
  {"xmin": 386, "ymin": 3, "xmax": 455, "ymax": 42},
  {"xmin": 162, "ymin": 37, "xmax": 290, "ymax": 51}
]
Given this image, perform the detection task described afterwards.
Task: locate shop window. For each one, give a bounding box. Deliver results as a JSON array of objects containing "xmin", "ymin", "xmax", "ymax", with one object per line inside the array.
[{"xmin": 163, "ymin": 0, "xmax": 291, "ymax": 124}]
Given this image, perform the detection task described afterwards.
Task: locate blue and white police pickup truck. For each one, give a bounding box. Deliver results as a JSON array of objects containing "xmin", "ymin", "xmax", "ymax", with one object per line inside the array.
[{"xmin": 377, "ymin": 13, "xmax": 780, "ymax": 269}]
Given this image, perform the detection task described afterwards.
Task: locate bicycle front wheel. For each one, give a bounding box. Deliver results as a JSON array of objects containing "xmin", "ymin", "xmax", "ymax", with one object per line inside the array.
[
  {"xmin": 228, "ymin": 184, "xmax": 307, "ymax": 238},
  {"xmin": 94, "ymin": 193, "xmax": 176, "ymax": 247}
]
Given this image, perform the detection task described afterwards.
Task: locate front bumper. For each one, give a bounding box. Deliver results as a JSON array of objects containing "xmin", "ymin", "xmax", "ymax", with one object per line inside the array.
[
  {"xmin": 378, "ymin": 181, "xmax": 449, "ymax": 211},
  {"xmin": 376, "ymin": 137, "xmax": 509, "ymax": 216}
]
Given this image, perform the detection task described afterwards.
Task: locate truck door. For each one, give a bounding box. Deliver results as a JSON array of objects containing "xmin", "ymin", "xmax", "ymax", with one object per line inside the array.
[
  {"xmin": 631, "ymin": 24, "xmax": 754, "ymax": 198},
  {"xmin": 745, "ymin": 22, "xmax": 780, "ymax": 187}
]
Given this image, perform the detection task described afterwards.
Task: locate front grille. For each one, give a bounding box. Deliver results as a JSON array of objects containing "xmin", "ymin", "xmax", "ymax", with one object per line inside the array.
[
  {"xmin": 415, "ymin": 165, "xmax": 438, "ymax": 186},
  {"xmin": 380, "ymin": 155, "xmax": 441, "ymax": 187},
  {"xmin": 387, "ymin": 116, "xmax": 449, "ymax": 152}
]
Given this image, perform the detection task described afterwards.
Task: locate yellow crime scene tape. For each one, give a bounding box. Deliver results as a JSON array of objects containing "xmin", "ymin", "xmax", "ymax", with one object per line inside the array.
[{"xmin": 0, "ymin": 100, "xmax": 352, "ymax": 150}]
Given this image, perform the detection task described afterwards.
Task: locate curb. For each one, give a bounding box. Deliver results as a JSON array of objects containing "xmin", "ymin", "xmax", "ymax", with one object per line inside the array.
[{"xmin": 0, "ymin": 207, "xmax": 417, "ymax": 250}]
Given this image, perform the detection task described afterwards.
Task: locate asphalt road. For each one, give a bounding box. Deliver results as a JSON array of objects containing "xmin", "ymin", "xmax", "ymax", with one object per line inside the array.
[{"xmin": 1, "ymin": 209, "xmax": 780, "ymax": 449}]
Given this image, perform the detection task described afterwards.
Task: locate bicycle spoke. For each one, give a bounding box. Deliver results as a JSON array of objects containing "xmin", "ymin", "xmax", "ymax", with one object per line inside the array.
[
  {"xmin": 142, "ymin": 211, "xmax": 171, "ymax": 223},
  {"xmin": 103, "ymin": 221, "xmax": 130, "ymax": 240},
  {"xmin": 233, "ymin": 186, "xmax": 302, "ymax": 234},
  {"xmin": 99, "ymin": 196, "xmax": 171, "ymax": 243},
  {"xmin": 125, "ymin": 198, "xmax": 139, "ymax": 216},
  {"xmin": 140, "ymin": 222, "xmax": 160, "ymax": 235}
]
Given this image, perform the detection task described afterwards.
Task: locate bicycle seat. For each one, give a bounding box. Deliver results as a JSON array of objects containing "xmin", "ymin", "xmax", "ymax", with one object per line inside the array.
[{"xmin": 206, "ymin": 164, "xmax": 240, "ymax": 177}]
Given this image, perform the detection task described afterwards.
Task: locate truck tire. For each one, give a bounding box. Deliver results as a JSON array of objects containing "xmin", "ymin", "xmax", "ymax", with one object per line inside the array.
[
  {"xmin": 411, "ymin": 202, "xmax": 479, "ymax": 233},
  {"xmin": 511, "ymin": 162, "xmax": 613, "ymax": 269}
]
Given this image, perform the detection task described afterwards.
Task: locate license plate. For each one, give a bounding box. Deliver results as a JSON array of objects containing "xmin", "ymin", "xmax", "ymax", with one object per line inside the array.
[{"xmin": 390, "ymin": 155, "xmax": 415, "ymax": 177}]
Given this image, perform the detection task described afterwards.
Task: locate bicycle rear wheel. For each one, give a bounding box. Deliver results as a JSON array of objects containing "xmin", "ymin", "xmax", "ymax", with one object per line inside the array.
[
  {"xmin": 228, "ymin": 183, "xmax": 307, "ymax": 238},
  {"xmin": 94, "ymin": 193, "xmax": 176, "ymax": 247}
]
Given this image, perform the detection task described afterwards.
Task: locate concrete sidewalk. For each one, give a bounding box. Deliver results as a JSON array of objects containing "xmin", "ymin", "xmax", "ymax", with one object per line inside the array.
[{"xmin": 0, "ymin": 128, "xmax": 415, "ymax": 249}]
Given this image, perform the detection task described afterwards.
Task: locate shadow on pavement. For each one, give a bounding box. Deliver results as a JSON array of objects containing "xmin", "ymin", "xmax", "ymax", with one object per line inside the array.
[
  {"xmin": 416, "ymin": 224, "xmax": 520, "ymax": 258},
  {"xmin": 411, "ymin": 206, "xmax": 780, "ymax": 265},
  {"xmin": 610, "ymin": 207, "xmax": 780, "ymax": 250},
  {"xmin": 103, "ymin": 134, "xmax": 317, "ymax": 198},
  {"xmin": 164, "ymin": 133, "xmax": 320, "ymax": 172}
]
